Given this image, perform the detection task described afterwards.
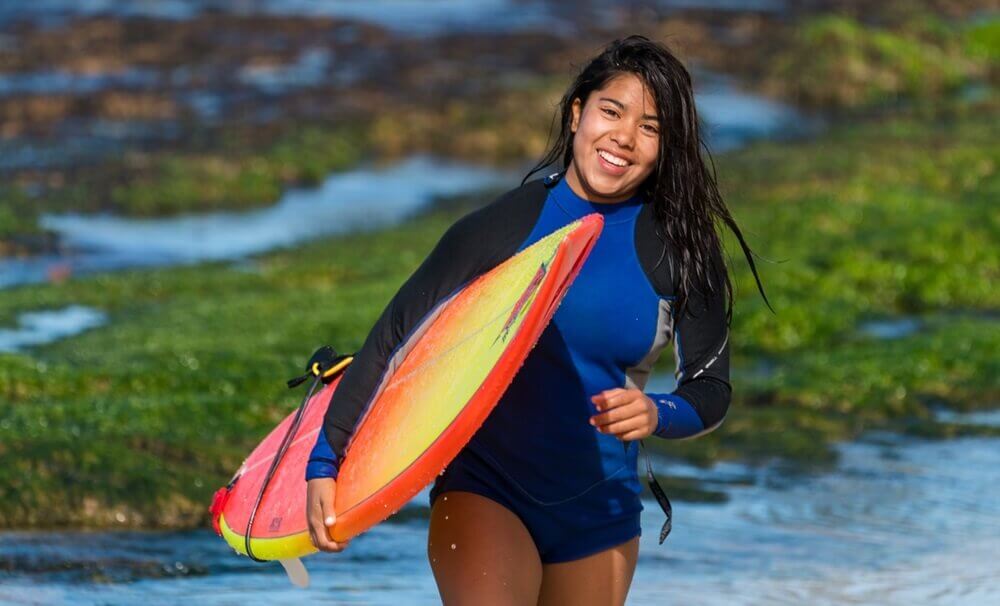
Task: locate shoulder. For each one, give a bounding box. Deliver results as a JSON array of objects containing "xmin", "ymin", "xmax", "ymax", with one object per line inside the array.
[
  {"xmin": 431, "ymin": 177, "xmax": 550, "ymax": 267},
  {"xmin": 633, "ymin": 202, "xmax": 728, "ymax": 304},
  {"xmin": 634, "ymin": 202, "xmax": 677, "ymax": 297},
  {"xmin": 455, "ymin": 177, "xmax": 549, "ymax": 228},
  {"xmin": 439, "ymin": 177, "xmax": 550, "ymax": 248}
]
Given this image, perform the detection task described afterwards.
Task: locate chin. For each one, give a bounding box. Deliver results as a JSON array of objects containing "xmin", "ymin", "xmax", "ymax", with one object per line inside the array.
[{"xmin": 585, "ymin": 168, "xmax": 635, "ymax": 198}]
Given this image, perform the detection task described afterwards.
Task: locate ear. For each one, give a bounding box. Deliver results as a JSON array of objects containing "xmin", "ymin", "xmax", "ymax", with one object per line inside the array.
[{"xmin": 570, "ymin": 98, "xmax": 582, "ymax": 133}]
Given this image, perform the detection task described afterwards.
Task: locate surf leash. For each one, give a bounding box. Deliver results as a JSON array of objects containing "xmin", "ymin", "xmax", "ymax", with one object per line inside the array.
[
  {"xmin": 209, "ymin": 346, "xmax": 352, "ymax": 562},
  {"xmin": 638, "ymin": 440, "xmax": 673, "ymax": 544},
  {"xmin": 244, "ymin": 346, "xmax": 353, "ymax": 562}
]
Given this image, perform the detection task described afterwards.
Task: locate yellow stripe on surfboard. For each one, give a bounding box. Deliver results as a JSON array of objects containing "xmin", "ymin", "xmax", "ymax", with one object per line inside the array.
[
  {"xmin": 338, "ymin": 220, "xmax": 578, "ymax": 510},
  {"xmin": 220, "ymin": 219, "xmax": 587, "ymax": 560},
  {"xmin": 219, "ymin": 512, "xmax": 317, "ymax": 560}
]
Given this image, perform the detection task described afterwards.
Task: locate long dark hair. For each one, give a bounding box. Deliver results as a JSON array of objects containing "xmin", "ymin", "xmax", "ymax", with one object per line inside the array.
[{"xmin": 523, "ymin": 35, "xmax": 771, "ymax": 322}]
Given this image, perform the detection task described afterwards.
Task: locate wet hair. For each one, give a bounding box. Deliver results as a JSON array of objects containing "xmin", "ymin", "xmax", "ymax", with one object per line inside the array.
[{"xmin": 523, "ymin": 35, "xmax": 771, "ymax": 322}]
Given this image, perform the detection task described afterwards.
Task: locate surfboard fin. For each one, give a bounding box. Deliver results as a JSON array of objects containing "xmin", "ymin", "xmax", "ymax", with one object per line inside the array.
[{"xmin": 279, "ymin": 558, "xmax": 310, "ymax": 588}]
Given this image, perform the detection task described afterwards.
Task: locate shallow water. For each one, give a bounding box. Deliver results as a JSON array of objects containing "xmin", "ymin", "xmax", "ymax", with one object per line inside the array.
[
  {"xmin": 0, "ymin": 0, "xmax": 560, "ymax": 34},
  {"xmin": 857, "ymin": 316, "xmax": 922, "ymax": 340},
  {"xmin": 0, "ymin": 74, "xmax": 810, "ymax": 292},
  {"xmin": 0, "ymin": 156, "xmax": 511, "ymax": 289},
  {"xmin": 0, "ymin": 1, "xmax": 787, "ymax": 34},
  {"xmin": 696, "ymin": 72, "xmax": 813, "ymax": 152},
  {"xmin": 0, "ymin": 305, "xmax": 106, "ymax": 353},
  {"xmin": 0, "ymin": 72, "xmax": 808, "ymax": 291},
  {"xmin": 2, "ymin": 423, "xmax": 997, "ymax": 605}
]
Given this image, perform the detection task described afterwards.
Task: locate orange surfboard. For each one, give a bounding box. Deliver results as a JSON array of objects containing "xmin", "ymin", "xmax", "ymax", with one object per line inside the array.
[{"xmin": 212, "ymin": 215, "xmax": 603, "ymax": 562}]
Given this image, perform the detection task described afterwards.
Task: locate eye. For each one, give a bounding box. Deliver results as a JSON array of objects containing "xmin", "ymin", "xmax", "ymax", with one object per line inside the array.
[
  {"xmin": 641, "ymin": 124, "xmax": 659, "ymax": 135},
  {"xmin": 601, "ymin": 107, "xmax": 619, "ymax": 118}
]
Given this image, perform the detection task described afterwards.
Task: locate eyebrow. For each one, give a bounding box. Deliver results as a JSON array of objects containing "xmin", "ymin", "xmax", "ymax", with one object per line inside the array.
[{"xmin": 598, "ymin": 97, "xmax": 659, "ymax": 121}]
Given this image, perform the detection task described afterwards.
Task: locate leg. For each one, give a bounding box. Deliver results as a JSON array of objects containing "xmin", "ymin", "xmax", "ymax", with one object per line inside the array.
[
  {"xmin": 428, "ymin": 491, "xmax": 543, "ymax": 606},
  {"xmin": 536, "ymin": 536, "xmax": 640, "ymax": 606}
]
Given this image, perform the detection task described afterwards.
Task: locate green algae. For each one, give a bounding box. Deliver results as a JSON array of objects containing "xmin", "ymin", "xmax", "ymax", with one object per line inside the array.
[
  {"xmin": 0, "ymin": 96, "xmax": 997, "ymax": 529},
  {"xmin": 766, "ymin": 14, "xmax": 993, "ymax": 109}
]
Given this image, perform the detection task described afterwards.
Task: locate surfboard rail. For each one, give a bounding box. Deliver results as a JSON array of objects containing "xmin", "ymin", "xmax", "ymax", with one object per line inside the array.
[{"xmin": 213, "ymin": 214, "xmax": 604, "ymax": 560}]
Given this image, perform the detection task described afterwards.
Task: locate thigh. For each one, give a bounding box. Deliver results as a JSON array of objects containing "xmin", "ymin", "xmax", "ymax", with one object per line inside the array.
[
  {"xmin": 537, "ymin": 536, "xmax": 640, "ymax": 606},
  {"xmin": 428, "ymin": 491, "xmax": 543, "ymax": 606}
]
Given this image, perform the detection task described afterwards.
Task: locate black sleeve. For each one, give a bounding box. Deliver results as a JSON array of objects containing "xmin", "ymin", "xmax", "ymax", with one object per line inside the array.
[
  {"xmin": 670, "ymin": 252, "xmax": 731, "ymax": 432},
  {"xmin": 319, "ymin": 180, "xmax": 547, "ymax": 467},
  {"xmin": 634, "ymin": 203, "xmax": 732, "ymax": 433}
]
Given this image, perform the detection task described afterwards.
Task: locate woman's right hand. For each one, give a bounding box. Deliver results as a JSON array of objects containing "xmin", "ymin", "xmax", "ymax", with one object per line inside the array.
[{"xmin": 306, "ymin": 477, "xmax": 351, "ymax": 552}]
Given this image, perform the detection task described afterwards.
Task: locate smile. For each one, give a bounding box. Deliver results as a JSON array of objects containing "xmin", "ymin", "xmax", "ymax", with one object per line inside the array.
[{"xmin": 597, "ymin": 149, "xmax": 630, "ymax": 167}]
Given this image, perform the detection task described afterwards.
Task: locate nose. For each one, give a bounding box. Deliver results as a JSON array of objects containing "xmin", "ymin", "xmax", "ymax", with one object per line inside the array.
[{"xmin": 610, "ymin": 123, "xmax": 636, "ymax": 150}]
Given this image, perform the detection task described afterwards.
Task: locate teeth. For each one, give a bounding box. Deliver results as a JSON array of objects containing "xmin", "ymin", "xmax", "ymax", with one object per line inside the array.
[{"xmin": 598, "ymin": 149, "xmax": 628, "ymax": 167}]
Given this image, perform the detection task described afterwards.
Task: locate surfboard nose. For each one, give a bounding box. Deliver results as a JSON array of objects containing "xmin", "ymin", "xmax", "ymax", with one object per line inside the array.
[{"xmin": 564, "ymin": 213, "xmax": 604, "ymax": 264}]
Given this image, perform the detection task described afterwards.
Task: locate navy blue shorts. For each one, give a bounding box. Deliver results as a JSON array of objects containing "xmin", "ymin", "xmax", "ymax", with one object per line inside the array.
[{"xmin": 429, "ymin": 446, "xmax": 642, "ymax": 564}]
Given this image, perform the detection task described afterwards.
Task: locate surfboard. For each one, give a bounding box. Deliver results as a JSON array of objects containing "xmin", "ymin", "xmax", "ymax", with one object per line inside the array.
[{"xmin": 211, "ymin": 214, "xmax": 603, "ymax": 563}]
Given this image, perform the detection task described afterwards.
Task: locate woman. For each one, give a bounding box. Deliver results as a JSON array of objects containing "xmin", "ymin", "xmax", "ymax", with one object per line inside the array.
[{"xmin": 305, "ymin": 35, "xmax": 767, "ymax": 604}]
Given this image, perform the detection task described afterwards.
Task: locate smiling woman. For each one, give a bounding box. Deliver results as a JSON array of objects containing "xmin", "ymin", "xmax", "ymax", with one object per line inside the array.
[
  {"xmin": 305, "ymin": 34, "xmax": 770, "ymax": 605},
  {"xmin": 566, "ymin": 73, "xmax": 661, "ymax": 203}
]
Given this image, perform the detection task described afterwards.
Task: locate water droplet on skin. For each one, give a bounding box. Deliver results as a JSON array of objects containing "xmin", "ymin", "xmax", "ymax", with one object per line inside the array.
[{"xmin": 450, "ymin": 543, "xmax": 456, "ymax": 550}]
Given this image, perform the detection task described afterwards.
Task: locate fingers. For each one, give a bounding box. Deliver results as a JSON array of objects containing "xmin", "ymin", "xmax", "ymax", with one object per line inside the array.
[
  {"xmin": 595, "ymin": 414, "xmax": 647, "ymax": 437},
  {"xmin": 590, "ymin": 391, "xmax": 645, "ymax": 426},
  {"xmin": 590, "ymin": 402, "xmax": 639, "ymax": 427},
  {"xmin": 590, "ymin": 389, "xmax": 656, "ymax": 440},
  {"xmin": 616, "ymin": 428, "xmax": 651, "ymax": 441},
  {"xmin": 590, "ymin": 388, "xmax": 627, "ymax": 410},
  {"xmin": 306, "ymin": 478, "xmax": 350, "ymax": 553}
]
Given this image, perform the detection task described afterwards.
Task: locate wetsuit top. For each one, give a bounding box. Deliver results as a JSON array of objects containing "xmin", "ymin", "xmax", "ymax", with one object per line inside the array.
[{"xmin": 306, "ymin": 172, "xmax": 731, "ymax": 503}]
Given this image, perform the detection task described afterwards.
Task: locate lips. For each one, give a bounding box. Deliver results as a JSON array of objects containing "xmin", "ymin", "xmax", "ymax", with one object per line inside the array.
[
  {"xmin": 597, "ymin": 148, "xmax": 631, "ymax": 167},
  {"xmin": 596, "ymin": 148, "xmax": 631, "ymax": 176}
]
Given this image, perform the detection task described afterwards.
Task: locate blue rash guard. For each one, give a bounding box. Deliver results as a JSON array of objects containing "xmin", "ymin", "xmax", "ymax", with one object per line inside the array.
[{"xmin": 306, "ymin": 172, "xmax": 731, "ymax": 560}]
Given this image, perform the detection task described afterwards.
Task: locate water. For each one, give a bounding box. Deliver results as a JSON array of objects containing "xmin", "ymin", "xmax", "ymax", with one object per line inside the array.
[
  {"xmin": 0, "ymin": 67, "xmax": 808, "ymax": 168},
  {"xmin": 0, "ymin": 305, "xmax": 107, "ymax": 352},
  {"xmin": 0, "ymin": 1, "xmax": 787, "ymax": 34},
  {"xmin": 858, "ymin": 317, "xmax": 922, "ymax": 340},
  {"xmin": 0, "ymin": 120, "xmax": 183, "ymax": 172},
  {"xmin": 631, "ymin": 430, "xmax": 1000, "ymax": 605},
  {"xmin": 0, "ymin": 70, "xmax": 812, "ymax": 289},
  {"xmin": 0, "ymin": 156, "xmax": 511, "ymax": 289},
  {"xmin": 236, "ymin": 48, "xmax": 334, "ymax": 94},
  {"xmin": 0, "ymin": 68, "xmax": 160, "ymax": 98},
  {"xmin": 696, "ymin": 72, "xmax": 814, "ymax": 152},
  {"xmin": 2, "ymin": 427, "xmax": 997, "ymax": 604},
  {"xmin": 0, "ymin": 0, "xmax": 560, "ymax": 34}
]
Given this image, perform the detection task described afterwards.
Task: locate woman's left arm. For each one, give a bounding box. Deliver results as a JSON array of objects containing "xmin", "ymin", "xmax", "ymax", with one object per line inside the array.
[
  {"xmin": 590, "ymin": 271, "xmax": 731, "ymax": 441},
  {"xmin": 647, "ymin": 271, "xmax": 731, "ymax": 440}
]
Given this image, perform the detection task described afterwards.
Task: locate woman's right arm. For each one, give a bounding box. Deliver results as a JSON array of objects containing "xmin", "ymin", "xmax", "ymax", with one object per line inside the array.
[{"xmin": 305, "ymin": 181, "xmax": 546, "ymax": 549}]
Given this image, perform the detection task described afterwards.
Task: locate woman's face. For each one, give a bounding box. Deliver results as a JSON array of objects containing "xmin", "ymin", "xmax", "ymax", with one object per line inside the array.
[{"xmin": 565, "ymin": 72, "xmax": 660, "ymax": 204}]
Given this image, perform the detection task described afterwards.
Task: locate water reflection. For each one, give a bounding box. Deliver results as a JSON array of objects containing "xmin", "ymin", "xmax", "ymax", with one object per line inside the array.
[
  {"xmin": 2, "ymin": 432, "xmax": 996, "ymax": 604},
  {"xmin": 0, "ymin": 156, "xmax": 511, "ymax": 289},
  {"xmin": 858, "ymin": 316, "xmax": 922, "ymax": 340},
  {"xmin": 632, "ymin": 432, "xmax": 1000, "ymax": 604},
  {"xmin": 0, "ymin": 305, "xmax": 107, "ymax": 352}
]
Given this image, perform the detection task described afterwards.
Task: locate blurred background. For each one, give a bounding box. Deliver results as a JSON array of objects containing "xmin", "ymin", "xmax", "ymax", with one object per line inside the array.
[{"xmin": 0, "ymin": 1, "xmax": 996, "ymax": 604}]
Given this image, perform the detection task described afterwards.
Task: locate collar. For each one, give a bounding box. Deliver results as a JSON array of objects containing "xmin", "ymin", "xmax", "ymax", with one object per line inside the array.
[{"xmin": 548, "ymin": 171, "xmax": 645, "ymax": 223}]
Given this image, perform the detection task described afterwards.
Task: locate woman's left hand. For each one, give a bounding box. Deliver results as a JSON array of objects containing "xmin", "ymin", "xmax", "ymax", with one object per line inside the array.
[{"xmin": 589, "ymin": 388, "xmax": 658, "ymax": 441}]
